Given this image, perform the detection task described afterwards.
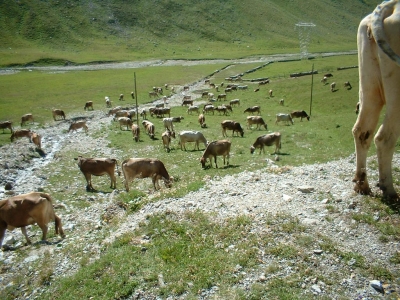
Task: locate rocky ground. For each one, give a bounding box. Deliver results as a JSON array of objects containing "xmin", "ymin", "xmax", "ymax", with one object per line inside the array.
[{"xmin": 0, "ymin": 56, "xmax": 399, "ymax": 299}]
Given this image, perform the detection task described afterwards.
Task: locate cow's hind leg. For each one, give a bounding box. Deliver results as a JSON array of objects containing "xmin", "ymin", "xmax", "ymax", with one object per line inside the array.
[
  {"xmin": 0, "ymin": 225, "xmax": 7, "ymax": 248},
  {"xmin": 20, "ymin": 226, "xmax": 32, "ymax": 245}
]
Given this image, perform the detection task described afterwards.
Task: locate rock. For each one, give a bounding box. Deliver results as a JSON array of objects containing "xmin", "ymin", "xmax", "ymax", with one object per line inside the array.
[
  {"xmin": 24, "ymin": 255, "xmax": 39, "ymax": 263},
  {"xmin": 311, "ymin": 284, "xmax": 321, "ymax": 294},
  {"xmin": 282, "ymin": 194, "xmax": 292, "ymax": 201},
  {"xmin": 297, "ymin": 186, "xmax": 314, "ymax": 193},
  {"xmin": 370, "ymin": 280, "xmax": 384, "ymax": 294},
  {"xmin": 4, "ymin": 182, "xmax": 13, "ymax": 190},
  {"xmin": 313, "ymin": 249, "xmax": 323, "ymax": 255}
]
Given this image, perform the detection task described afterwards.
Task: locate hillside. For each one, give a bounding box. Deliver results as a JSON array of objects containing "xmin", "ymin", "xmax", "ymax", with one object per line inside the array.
[{"xmin": 0, "ymin": 0, "xmax": 381, "ymax": 65}]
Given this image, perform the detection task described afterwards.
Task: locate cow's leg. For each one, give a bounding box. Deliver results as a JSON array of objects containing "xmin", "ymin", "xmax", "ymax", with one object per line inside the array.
[
  {"xmin": 110, "ymin": 172, "xmax": 117, "ymax": 189},
  {"xmin": 84, "ymin": 173, "xmax": 93, "ymax": 191},
  {"xmin": 55, "ymin": 215, "xmax": 65, "ymax": 238},
  {"xmin": 36, "ymin": 222, "xmax": 49, "ymax": 243},
  {"xmin": 352, "ymin": 17, "xmax": 384, "ymax": 196},
  {"xmin": 20, "ymin": 226, "xmax": 32, "ymax": 245},
  {"xmin": 214, "ymin": 155, "xmax": 218, "ymax": 168},
  {"xmin": 0, "ymin": 224, "xmax": 6, "ymax": 248}
]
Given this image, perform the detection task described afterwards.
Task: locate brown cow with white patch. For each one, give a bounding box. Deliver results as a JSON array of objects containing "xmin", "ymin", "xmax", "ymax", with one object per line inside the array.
[
  {"xmin": 52, "ymin": 109, "xmax": 66, "ymax": 121},
  {"xmin": 246, "ymin": 116, "xmax": 268, "ymax": 130},
  {"xmin": 74, "ymin": 156, "xmax": 119, "ymax": 191},
  {"xmin": 352, "ymin": 0, "xmax": 400, "ymax": 200},
  {"xmin": 250, "ymin": 132, "xmax": 281, "ymax": 154},
  {"xmin": 0, "ymin": 121, "xmax": 13, "ymax": 133},
  {"xmin": 221, "ymin": 120, "xmax": 244, "ymax": 137},
  {"xmin": 200, "ymin": 139, "xmax": 231, "ymax": 169},
  {"xmin": 84, "ymin": 101, "xmax": 94, "ymax": 111},
  {"xmin": 0, "ymin": 192, "xmax": 65, "ymax": 248},
  {"xmin": 121, "ymin": 158, "xmax": 173, "ymax": 191},
  {"xmin": 21, "ymin": 113, "xmax": 34, "ymax": 126},
  {"xmin": 290, "ymin": 110, "xmax": 310, "ymax": 121},
  {"xmin": 10, "ymin": 129, "xmax": 31, "ymax": 142},
  {"xmin": 68, "ymin": 121, "xmax": 88, "ymax": 133}
]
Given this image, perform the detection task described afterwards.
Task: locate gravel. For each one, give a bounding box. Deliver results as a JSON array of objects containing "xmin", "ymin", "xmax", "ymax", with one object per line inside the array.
[{"xmin": 0, "ymin": 57, "xmax": 399, "ymax": 299}]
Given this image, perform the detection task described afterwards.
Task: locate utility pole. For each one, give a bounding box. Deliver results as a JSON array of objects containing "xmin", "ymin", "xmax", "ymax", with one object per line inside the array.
[
  {"xmin": 134, "ymin": 72, "xmax": 139, "ymax": 128},
  {"xmin": 310, "ymin": 63, "xmax": 314, "ymax": 117}
]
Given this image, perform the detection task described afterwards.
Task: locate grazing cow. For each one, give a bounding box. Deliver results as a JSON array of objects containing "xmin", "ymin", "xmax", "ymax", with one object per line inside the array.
[
  {"xmin": 200, "ymin": 140, "xmax": 231, "ymax": 169},
  {"xmin": 238, "ymin": 85, "xmax": 248, "ymax": 90},
  {"xmin": 225, "ymin": 87, "xmax": 232, "ymax": 93},
  {"xmin": 68, "ymin": 120, "xmax": 88, "ymax": 133},
  {"xmin": 140, "ymin": 108, "xmax": 147, "ymax": 119},
  {"xmin": 118, "ymin": 117, "xmax": 133, "ymax": 130},
  {"xmin": 113, "ymin": 110, "xmax": 130, "ymax": 121},
  {"xmin": 246, "ymin": 116, "xmax": 268, "ymax": 130},
  {"xmin": 105, "ymin": 96, "xmax": 112, "ymax": 108},
  {"xmin": 208, "ymin": 92, "xmax": 214, "ymax": 100},
  {"xmin": 258, "ymin": 79, "xmax": 270, "ymax": 86},
  {"xmin": 0, "ymin": 192, "xmax": 65, "ymax": 248},
  {"xmin": 250, "ymin": 132, "xmax": 281, "ymax": 155},
  {"xmin": 290, "ymin": 110, "xmax": 310, "ymax": 121},
  {"xmin": 10, "ymin": 129, "xmax": 31, "ymax": 142},
  {"xmin": 107, "ymin": 106, "xmax": 122, "ymax": 116},
  {"xmin": 221, "ymin": 120, "xmax": 244, "ymax": 137},
  {"xmin": 119, "ymin": 94, "xmax": 124, "ymax": 101},
  {"xmin": 161, "ymin": 129, "xmax": 175, "ymax": 152},
  {"xmin": 198, "ymin": 114, "xmax": 206, "ymax": 128},
  {"xmin": 215, "ymin": 105, "xmax": 229, "ymax": 116},
  {"xmin": 321, "ymin": 76, "xmax": 328, "ymax": 84},
  {"xmin": 121, "ymin": 158, "xmax": 173, "ymax": 191},
  {"xmin": 52, "ymin": 109, "xmax": 66, "ymax": 121},
  {"xmin": 128, "ymin": 109, "xmax": 137, "ymax": 119},
  {"xmin": 142, "ymin": 120, "xmax": 155, "ymax": 139},
  {"xmin": 163, "ymin": 117, "xmax": 175, "ymax": 131},
  {"xmin": 230, "ymin": 99, "xmax": 240, "ymax": 106},
  {"xmin": 84, "ymin": 101, "xmax": 94, "ymax": 111},
  {"xmin": 183, "ymin": 85, "xmax": 189, "ymax": 91},
  {"xmin": 0, "ymin": 121, "xmax": 13, "ymax": 133},
  {"xmin": 330, "ymin": 82, "xmax": 336, "ymax": 92},
  {"xmin": 131, "ymin": 92, "xmax": 135, "ymax": 99},
  {"xmin": 171, "ymin": 116, "xmax": 184, "ymax": 123},
  {"xmin": 182, "ymin": 100, "xmax": 194, "ymax": 106},
  {"xmin": 244, "ymin": 106, "xmax": 261, "ymax": 115},
  {"xmin": 202, "ymin": 91, "xmax": 209, "ymax": 98},
  {"xmin": 203, "ymin": 104, "xmax": 215, "ymax": 115},
  {"xmin": 269, "ymin": 90, "xmax": 273, "ymax": 97},
  {"xmin": 254, "ymin": 88, "xmax": 260, "ymax": 92},
  {"xmin": 187, "ymin": 106, "xmax": 200, "ymax": 115},
  {"xmin": 21, "ymin": 113, "xmax": 34, "ymax": 126},
  {"xmin": 324, "ymin": 73, "xmax": 333, "ymax": 77},
  {"xmin": 151, "ymin": 107, "xmax": 171, "ymax": 118},
  {"xmin": 352, "ymin": 0, "xmax": 400, "ymax": 200},
  {"xmin": 217, "ymin": 94, "xmax": 227, "ymax": 101},
  {"xmin": 149, "ymin": 91, "xmax": 158, "ymax": 98},
  {"xmin": 74, "ymin": 156, "xmax": 118, "ymax": 191},
  {"xmin": 344, "ymin": 81, "xmax": 352, "ymax": 89},
  {"xmin": 279, "ymin": 99, "xmax": 285, "ymax": 106},
  {"xmin": 178, "ymin": 130, "xmax": 208, "ymax": 151},
  {"xmin": 275, "ymin": 113, "xmax": 294, "ymax": 125},
  {"xmin": 29, "ymin": 132, "xmax": 42, "ymax": 149},
  {"xmin": 131, "ymin": 124, "xmax": 140, "ymax": 142}
]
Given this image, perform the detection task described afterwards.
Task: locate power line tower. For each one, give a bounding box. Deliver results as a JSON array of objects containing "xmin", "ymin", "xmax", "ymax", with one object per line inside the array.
[{"xmin": 295, "ymin": 22, "xmax": 316, "ymax": 59}]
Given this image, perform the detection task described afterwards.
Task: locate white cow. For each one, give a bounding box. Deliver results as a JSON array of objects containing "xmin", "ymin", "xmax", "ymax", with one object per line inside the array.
[
  {"xmin": 275, "ymin": 113, "xmax": 293, "ymax": 125},
  {"xmin": 178, "ymin": 130, "xmax": 208, "ymax": 151}
]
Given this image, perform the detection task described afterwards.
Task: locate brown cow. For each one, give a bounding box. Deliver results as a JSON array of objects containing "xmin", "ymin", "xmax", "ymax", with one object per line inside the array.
[
  {"xmin": 52, "ymin": 109, "xmax": 66, "ymax": 121},
  {"xmin": 84, "ymin": 101, "xmax": 94, "ymax": 111},
  {"xmin": 10, "ymin": 129, "xmax": 31, "ymax": 142},
  {"xmin": 200, "ymin": 140, "xmax": 231, "ymax": 169},
  {"xmin": 244, "ymin": 106, "xmax": 261, "ymax": 115},
  {"xmin": 221, "ymin": 120, "xmax": 244, "ymax": 137},
  {"xmin": 131, "ymin": 124, "xmax": 140, "ymax": 142},
  {"xmin": 250, "ymin": 132, "xmax": 281, "ymax": 154},
  {"xmin": 0, "ymin": 192, "xmax": 65, "ymax": 248},
  {"xmin": 352, "ymin": 0, "xmax": 400, "ymax": 200},
  {"xmin": 118, "ymin": 117, "xmax": 133, "ymax": 130},
  {"xmin": 121, "ymin": 158, "xmax": 173, "ymax": 191},
  {"xmin": 161, "ymin": 129, "xmax": 175, "ymax": 152},
  {"xmin": 30, "ymin": 132, "xmax": 42, "ymax": 149},
  {"xmin": 74, "ymin": 156, "xmax": 119, "ymax": 191},
  {"xmin": 246, "ymin": 116, "xmax": 267, "ymax": 130},
  {"xmin": 142, "ymin": 120, "xmax": 155, "ymax": 139},
  {"xmin": 68, "ymin": 121, "xmax": 88, "ymax": 133},
  {"xmin": 198, "ymin": 114, "xmax": 206, "ymax": 128},
  {"xmin": 21, "ymin": 113, "xmax": 34, "ymax": 126},
  {"xmin": 290, "ymin": 110, "xmax": 310, "ymax": 121},
  {"xmin": 0, "ymin": 121, "xmax": 13, "ymax": 133}
]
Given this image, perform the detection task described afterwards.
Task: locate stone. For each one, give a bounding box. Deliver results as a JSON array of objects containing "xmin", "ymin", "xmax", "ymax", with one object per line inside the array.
[{"xmin": 297, "ymin": 186, "xmax": 314, "ymax": 193}]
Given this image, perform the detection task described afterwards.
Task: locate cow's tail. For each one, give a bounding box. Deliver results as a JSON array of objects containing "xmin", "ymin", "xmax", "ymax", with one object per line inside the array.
[
  {"xmin": 40, "ymin": 193, "xmax": 65, "ymax": 238},
  {"xmin": 371, "ymin": 0, "xmax": 400, "ymax": 66}
]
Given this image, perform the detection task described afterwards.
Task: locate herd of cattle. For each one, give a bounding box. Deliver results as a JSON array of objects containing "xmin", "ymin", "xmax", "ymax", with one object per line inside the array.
[{"xmin": 0, "ymin": 0, "xmax": 399, "ymax": 249}]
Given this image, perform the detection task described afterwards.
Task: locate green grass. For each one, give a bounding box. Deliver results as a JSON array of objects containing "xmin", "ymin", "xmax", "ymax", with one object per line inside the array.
[{"xmin": 0, "ymin": 1, "xmax": 382, "ymax": 66}]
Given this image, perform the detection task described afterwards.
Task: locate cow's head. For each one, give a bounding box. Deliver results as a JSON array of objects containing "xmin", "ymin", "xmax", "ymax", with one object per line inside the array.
[
  {"xmin": 164, "ymin": 176, "xmax": 174, "ymax": 188},
  {"xmin": 250, "ymin": 146, "xmax": 256, "ymax": 154},
  {"xmin": 200, "ymin": 157, "xmax": 207, "ymax": 169}
]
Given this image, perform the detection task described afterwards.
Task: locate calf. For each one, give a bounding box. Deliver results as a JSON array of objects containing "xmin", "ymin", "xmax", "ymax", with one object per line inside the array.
[
  {"xmin": 21, "ymin": 113, "xmax": 34, "ymax": 126},
  {"xmin": 74, "ymin": 156, "xmax": 118, "ymax": 191},
  {"xmin": 290, "ymin": 110, "xmax": 310, "ymax": 121},
  {"xmin": 0, "ymin": 121, "xmax": 13, "ymax": 133},
  {"xmin": 52, "ymin": 109, "xmax": 66, "ymax": 121},
  {"xmin": 200, "ymin": 140, "xmax": 231, "ymax": 169},
  {"xmin": 246, "ymin": 116, "xmax": 267, "ymax": 130},
  {"xmin": 84, "ymin": 101, "xmax": 94, "ymax": 111},
  {"xmin": 68, "ymin": 121, "xmax": 88, "ymax": 133},
  {"xmin": 250, "ymin": 132, "xmax": 281, "ymax": 154},
  {"xmin": 275, "ymin": 113, "xmax": 293, "ymax": 125},
  {"xmin": 221, "ymin": 120, "xmax": 244, "ymax": 137},
  {"xmin": 0, "ymin": 192, "xmax": 65, "ymax": 248},
  {"xmin": 121, "ymin": 158, "xmax": 173, "ymax": 191}
]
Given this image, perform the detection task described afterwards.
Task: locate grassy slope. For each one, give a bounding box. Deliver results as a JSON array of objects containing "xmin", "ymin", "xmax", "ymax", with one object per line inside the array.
[{"xmin": 0, "ymin": 0, "xmax": 381, "ymax": 65}]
